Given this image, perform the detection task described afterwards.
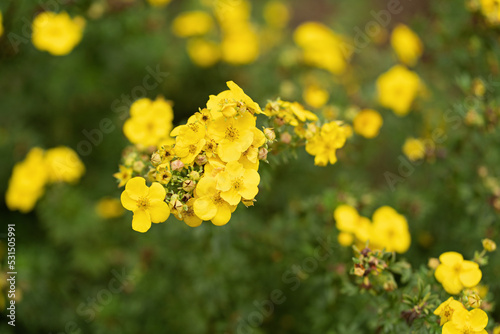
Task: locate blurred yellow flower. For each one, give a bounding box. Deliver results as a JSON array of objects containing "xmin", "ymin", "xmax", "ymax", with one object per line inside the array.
[
  {"xmin": 305, "ymin": 121, "xmax": 346, "ymax": 166},
  {"xmin": 123, "ymin": 97, "xmax": 174, "ymax": 147},
  {"xmin": 120, "ymin": 177, "xmax": 170, "ymax": 233},
  {"xmin": 434, "ymin": 297, "xmax": 465, "ymax": 326},
  {"xmin": 221, "ymin": 28, "xmax": 260, "ymax": 65},
  {"xmin": 435, "ymin": 251, "xmax": 482, "ymax": 295},
  {"xmin": 403, "ymin": 137, "xmax": 425, "ymax": 161},
  {"xmin": 147, "ymin": 0, "xmax": 171, "ymax": 7},
  {"xmin": 442, "ymin": 307, "xmax": 488, "ymax": 333},
  {"xmin": 334, "ymin": 204, "xmax": 372, "ymax": 243},
  {"xmin": 371, "ymin": 206, "xmax": 411, "ymax": 253},
  {"xmin": 303, "ymin": 85, "xmax": 329, "ymax": 108},
  {"xmin": 193, "ymin": 176, "xmax": 236, "ymax": 226},
  {"xmin": 353, "ymin": 109, "xmax": 383, "ymax": 139},
  {"xmin": 480, "ymin": 0, "xmax": 500, "ymax": 25},
  {"xmin": 172, "ymin": 11, "xmax": 213, "ymax": 37},
  {"xmin": 294, "ymin": 22, "xmax": 350, "ymax": 75},
  {"xmin": 96, "ymin": 197, "xmax": 124, "ymax": 219},
  {"xmin": 263, "ymin": 1, "xmax": 290, "ymax": 29},
  {"xmin": 187, "ymin": 38, "xmax": 220, "ymax": 67},
  {"xmin": 376, "ymin": 65, "xmax": 420, "ymax": 116},
  {"xmin": 32, "ymin": 12, "xmax": 85, "ymax": 56},
  {"xmin": 390, "ymin": 24, "xmax": 423, "ymax": 67},
  {"xmin": 44, "ymin": 146, "xmax": 85, "ymax": 183},
  {"xmin": 5, "ymin": 148, "xmax": 48, "ymax": 213},
  {"xmin": 338, "ymin": 232, "xmax": 354, "ymax": 247}
]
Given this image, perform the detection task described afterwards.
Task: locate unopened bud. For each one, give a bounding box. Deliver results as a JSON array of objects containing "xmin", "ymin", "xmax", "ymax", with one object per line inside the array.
[
  {"xmin": 171, "ymin": 160, "xmax": 184, "ymax": 171},
  {"xmin": 264, "ymin": 128, "xmax": 276, "ymax": 141},
  {"xmin": 195, "ymin": 154, "xmax": 208, "ymax": 166},
  {"xmin": 428, "ymin": 257, "xmax": 440, "ymax": 270},
  {"xmin": 181, "ymin": 193, "xmax": 192, "ymax": 202},
  {"xmin": 133, "ymin": 160, "xmax": 145, "ymax": 173},
  {"xmin": 182, "ymin": 179, "xmax": 196, "ymax": 192},
  {"xmin": 169, "ymin": 196, "xmax": 183, "ymax": 211},
  {"xmin": 151, "ymin": 152, "xmax": 162, "ymax": 166},
  {"xmin": 482, "ymin": 238, "xmax": 497, "ymax": 252},
  {"xmin": 258, "ymin": 147, "xmax": 268, "ymax": 160},
  {"xmin": 280, "ymin": 132, "xmax": 292, "ymax": 144},
  {"xmin": 189, "ymin": 171, "xmax": 200, "ymax": 181}
]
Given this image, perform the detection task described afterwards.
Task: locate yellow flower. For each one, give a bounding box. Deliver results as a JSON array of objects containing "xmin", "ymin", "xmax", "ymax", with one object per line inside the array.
[
  {"xmin": 390, "ymin": 24, "xmax": 423, "ymax": 67},
  {"xmin": 294, "ymin": 22, "xmax": 350, "ymax": 75},
  {"xmin": 120, "ymin": 177, "xmax": 170, "ymax": 233},
  {"xmin": 240, "ymin": 128, "xmax": 266, "ymax": 165},
  {"xmin": 172, "ymin": 11, "xmax": 213, "ymax": 37},
  {"xmin": 221, "ymin": 28, "xmax": 260, "ymax": 65},
  {"xmin": 147, "ymin": 0, "xmax": 171, "ymax": 7},
  {"xmin": 435, "ymin": 252, "xmax": 482, "ymax": 295},
  {"xmin": 333, "ymin": 205, "xmax": 372, "ymax": 243},
  {"xmin": 44, "ymin": 146, "xmax": 85, "ymax": 183},
  {"xmin": 193, "ymin": 176, "xmax": 236, "ymax": 226},
  {"xmin": 376, "ymin": 65, "xmax": 420, "ymax": 116},
  {"xmin": 32, "ymin": 12, "xmax": 85, "ymax": 56},
  {"xmin": 493, "ymin": 325, "xmax": 500, "ymax": 334},
  {"xmin": 174, "ymin": 198, "xmax": 203, "ymax": 227},
  {"xmin": 96, "ymin": 197, "xmax": 124, "ymax": 219},
  {"xmin": 113, "ymin": 165, "xmax": 133, "ymax": 187},
  {"xmin": 338, "ymin": 232, "xmax": 354, "ymax": 247},
  {"xmin": 216, "ymin": 161, "xmax": 260, "ymax": 205},
  {"xmin": 480, "ymin": 0, "xmax": 500, "ymax": 25},
  {"xmin": 207, "ymin": 81, "xmax": 261, "ymax": 118},
  {"xmin": 353, "ymin": 109, "xmax": 383, "ymax": 139},
  {"xmin": 123, "ymin": 97, "xmax": 174, "ymax": 147},
  {"xmin": 207, "ymin": 111, "xmax": 256, "ymax": 162},
  {"xmin": 371, "ymin": 206, "xmax": 411, "ymax": 253},
  {"xmin": 187, "ymin": 38, "xmax": 220, "ymax": 67},
  {"xmin": 5, "ymin": 148, "xmax": 48, "ymax": 213},
  {"xmin": 442, "ymin": 307, "xmax": 488, "ymax": 334},
  {"xmin": 403, "ymin": 137, "xmax": 425, "ymax": 161},
  {"xmin": 303, "ymin": 85, "xmax": 329, "ymax": 108},
  {"xmin": 434, "ymin": 297, "xmax": 465, "ymax": 326},
  {"xmin": 305, "ymin": 121, "xmax": 346, "ymax": 166},
  {"xmin": 263, "ymin": 1, "xmax": 290, "ymax": 29}
]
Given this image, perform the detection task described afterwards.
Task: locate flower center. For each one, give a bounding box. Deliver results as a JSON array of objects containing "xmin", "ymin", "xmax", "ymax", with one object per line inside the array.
[
  {"xmin": 137, "ymin": 196, "xmax": 150, "ymax": 209},
  {"xmin": 232, "ymin": 177, "xmax": 243, "ymax": 191},
  {"xmin": 188, "ymin": 123, "xmax": 199, "ymax": 132},
  {"xmin": 225, "ymin": 126, "xmax": 239, "ymax": 142},
  {"xmin": 189, "ymin": 144, "xmax": 198, "ymax": 154},
  {"xmin": 213, "ymin": 192, "xmax": 226, "ymax": 206}
]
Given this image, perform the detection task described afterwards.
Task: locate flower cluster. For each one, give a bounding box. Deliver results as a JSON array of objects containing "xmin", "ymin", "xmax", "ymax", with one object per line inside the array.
[
  {"xmin": 334, "ymin": 204, "xmax": 411, "ymax": 253},
  {"xmin": 32, "ymin": 11, "xmax": 85, "ymax": 56},
  {"xmin": 6, "ymin": 146, "xmax": 85, "ymax": 212},
  {"xmin": 434, "ymin": 297, "xmax": 488, "ymax": 333}
]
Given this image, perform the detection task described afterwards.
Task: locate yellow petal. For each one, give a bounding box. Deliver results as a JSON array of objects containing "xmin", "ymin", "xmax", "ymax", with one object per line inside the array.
[
  {"xmin": 193, "ymin": 196, "xmax": 217, "ymax": 220},
  {"xmin": 148, "ymin": 200, "xmax": 170, "ymax": 223},
  {"xmin": 148, "ymin": 182, "xmax": 166, "ymax": 201},
  {"xmin": 218, "ymin": 141, "xmax": 243, "ymax": 162},
  {"xmin": 439, "ymin": 252, "xmax": 463, "ymax": 267},
  {"xmin": 468, "ymin": 309, "xmax": 488, "ymax": 331},
  {"xmin": 184, "ymin": 214, "xmax": 203, "ymax": 227},
  {"xmin": 120, "ymin": 191, "xmax": 137, "ymax": 211},
  {"xmin": 125, "ymin": 177, "xmax": 148, "ymax": 199},
  {"xmin": 459, "ymin": 261, "xmax": 482, "ymax": 288},
  {"xmin": 132, "ymin": 209, "xmax": 151, "ymax": 233},
  {"xmin": 221, "ymin": 188, "xmax": 241, "ymax": 206},
  {"xmin": 451, "ymin": 307, "xmax": 468, "ymax": 328},
  {"xmin": 442, "ymin": 275, "xmax": 463, "ymax": 295},
  {"xmin": 211, "ymin": 204, "xmax": 231, "ymax": 226},
  {"xmin": 196, "ymin": 176, "xmax": 217, "ymax": 197},
  {"xmin": 216, "ymin": 171, "xmax": 232, "ymax": 192},
  {"xmin": 442, "ymin": 322, "xmax": 461, "ymax": 334}
]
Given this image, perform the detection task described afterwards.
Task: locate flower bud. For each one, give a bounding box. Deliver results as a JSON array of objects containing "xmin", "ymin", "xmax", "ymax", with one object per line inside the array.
[
  {"xmin": 171, "ymin": 160, "xmax": 184, "ymax": 172},
  {"xmin": 133, "ymin": 160, "xmax": 145, "ymax": 173},
  {"xmin": 195, "ymin": 154, "xmax": 208, "ymax": 166},
  {"xmin": 169, "ymin": 195, "xmax": 183, "ymax": 211},
  {"xmin": 264, "ymin": 128, "xmax": 276, "ymax": 141},
  {"xmin": 182, "ymin": 179, "xmax": 196, "ymax": 192},
  {"xmin": 467, "ymin": 293, "xmax": 482, "ymax": 308},
  {"xmin": 242, "ymin": 198, "xmax": 256, "ymax": 207},
  {"xmin": 427, "ymin": 257, "xmax": 440, "ymax": 270},
  {"xmin": 258, "ymin": 147, "xmax": 268, "ymax": 161},
  {"xmin": 189, "ymin": 171, "xmax": 200, "ymax": 181},
  {"xmin": 280, "ymin": 132, "xmax": 292, "ymax": 144},
  {"xmin": 151, "ymin": 152, "xmax": 162, "ymax": 166},
  {"xmin": 482, "ymin": 238, "xmax": 496, "ymax": 252},
  {"xmin": 181, "ymin": 193, "xmax": 192, "ymax": 202}
]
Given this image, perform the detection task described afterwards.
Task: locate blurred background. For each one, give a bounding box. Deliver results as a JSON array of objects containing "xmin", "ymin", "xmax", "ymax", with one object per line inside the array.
[{"xmin": 1, "ymin": 0, "xmax": 500, "ymax": 333}]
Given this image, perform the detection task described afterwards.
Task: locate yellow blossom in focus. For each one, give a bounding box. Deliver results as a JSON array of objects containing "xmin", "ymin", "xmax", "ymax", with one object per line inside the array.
[
  {"xmin": 114, "ymin": 165, "xmax": 133, "ymax": 187},
  {"xmin": 435, "ymin": 251, "xmax": 482, "ymax": 295},
  {"xmin": 376, "ymin": 65, "xmax": 420, "ymax": 116},
  {"xmin": 172, "ymin": 11, "xmax": 214, "ymax": 37},
  {"xmin": 5, "ymin": 148, "xmax": 48, "ymax": 213},
  {"xmin": 305, "ymin": 121, "xmax": 346, "ymax": 166},
  {"xmin": 96, "ymin": 197, "xmax": 124, "ymax": 219},
  {"xmin": 216, "ymin": 160, "xmax": 260, "ymax": 205},
  {"xmin": 371, "ymin": 206, "xmax": 411, "ymax": 253},
  {"xmin": 206, "ymin": 81, "xmax": 262, "ymax": 117},
  {"xmin": 32, "ymin": 12, "xmax": 85, "ymax": 56},
  {"xmin": 434, "ymin": 297, "xmax": 465, "ymax": 326},
  {"xmin": 147, "ymin": 0, "xmax": 171, "ymax": 7},
  {"xmin": 264, "ymin": 1, "xmax": 290, "ymax": 29},
  {"xmin": 353, "ymin": 109, "xmax": 383, "ymax": 139},
  {"xmin": 303, "ymin": 85, "xmax": 329, "ymax": 108},
  {"xmin": 120, "ymin": 177, "xmax": 170, "ymax": 233},
  {"xmin": 193, "ymin": 176, "xmax": 236, "ymax": 226},
  {"xmin": 294, "ymin": 22, "xmax": 350, "ymax": 75},
  {"xmin": 480, "ymin": 0, "xmax": 500, "ymax": 25},
  {"xmin": 442, "ymin": 307, "xmax": 488, "ymax": 334},
  {"xmin": 187, "ymin": 38, "xmax": 220, "ymax": 67},
  {"xmin": 123, "ymin": 97, "xmax": 174, "ymax": 147},
  {"xmin": 403, "ymin": 137, "xmax": 425, "ymax": 161},
  {"xmin": 44, "ymin": 146, "xmax": 85, "ymax": 183},
  {"xmin": 390, "ymin": 24, "xmax": 423, "ymax": 67}
]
